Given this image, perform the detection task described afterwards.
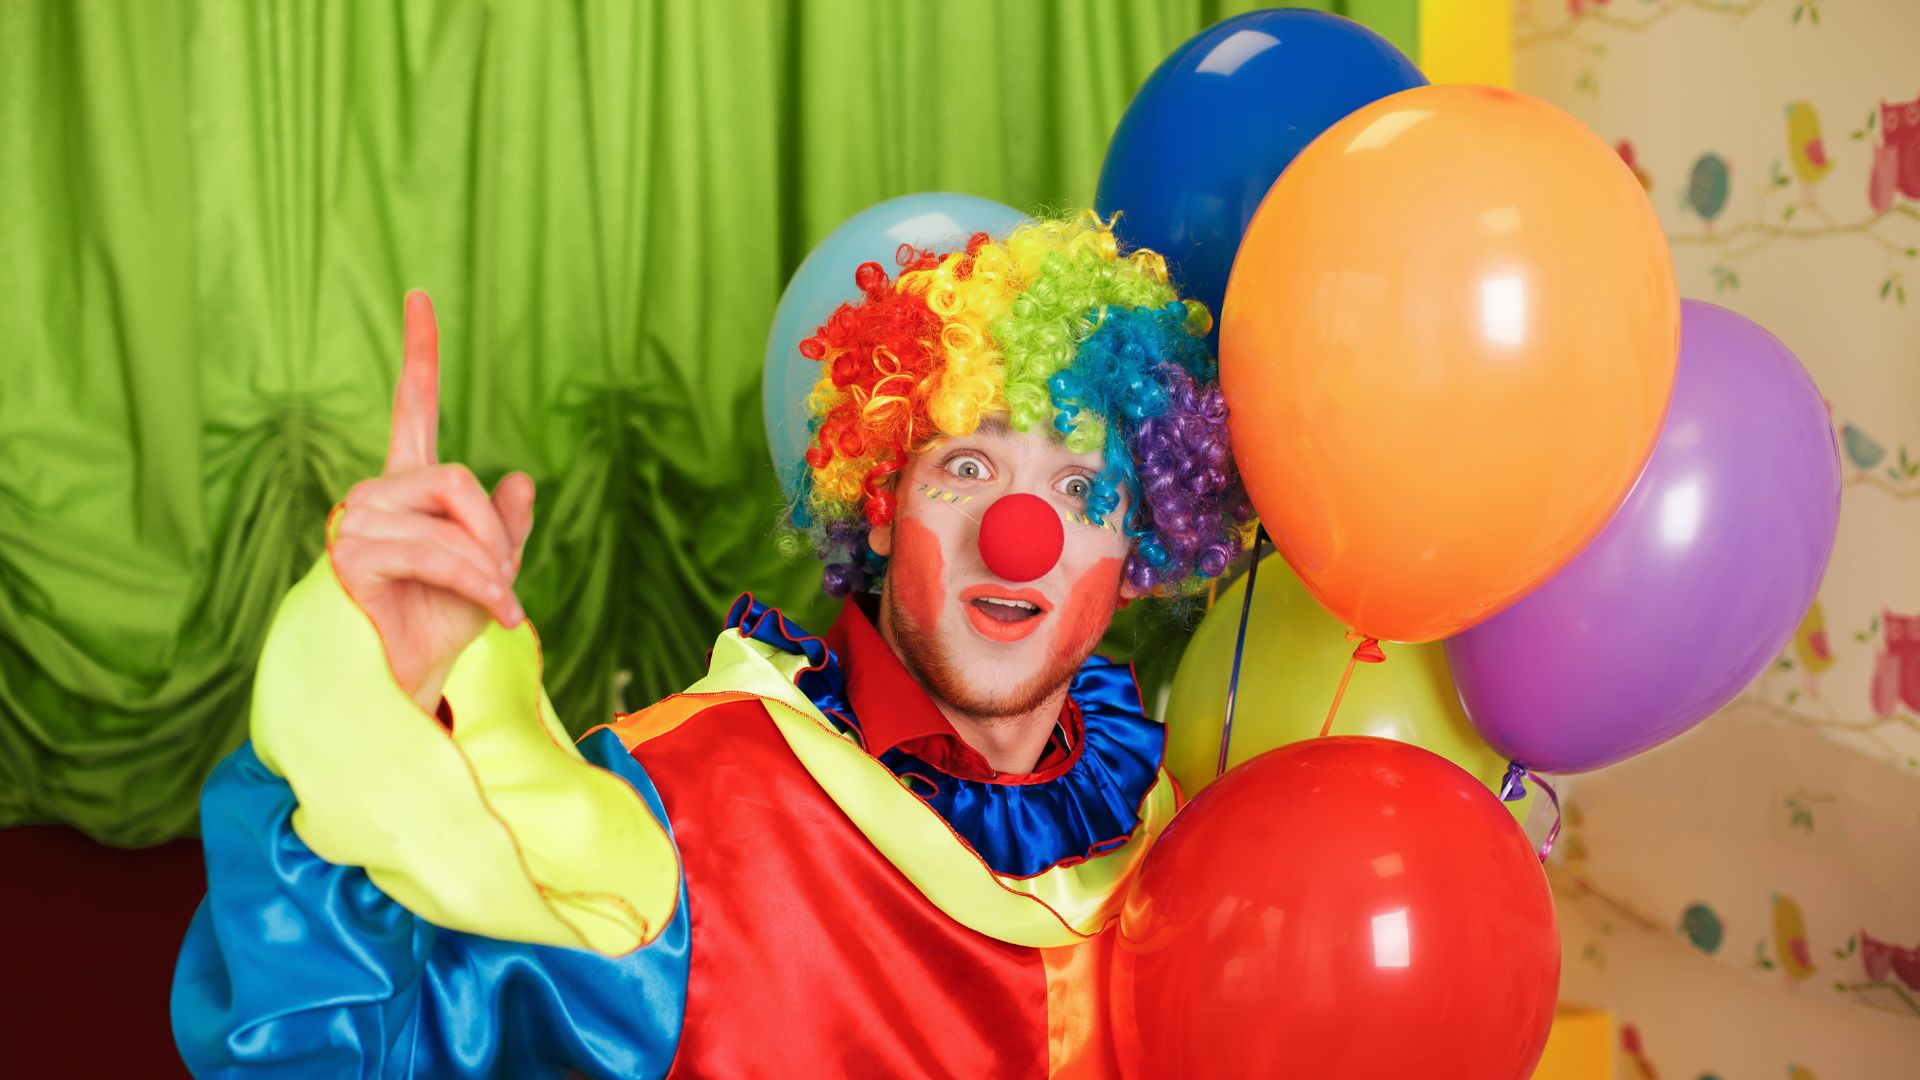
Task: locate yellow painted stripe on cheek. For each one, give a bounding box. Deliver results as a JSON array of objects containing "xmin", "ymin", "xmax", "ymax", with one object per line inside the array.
[{"xmin": 915, "ymin": 482, "xmax": 972, "ymax": 505}]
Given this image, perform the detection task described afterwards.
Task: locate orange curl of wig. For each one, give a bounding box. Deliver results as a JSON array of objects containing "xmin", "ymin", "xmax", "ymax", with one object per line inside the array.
[{"xmin": 801, "ymin": 240, "xmax": 986, "ymax": 528}]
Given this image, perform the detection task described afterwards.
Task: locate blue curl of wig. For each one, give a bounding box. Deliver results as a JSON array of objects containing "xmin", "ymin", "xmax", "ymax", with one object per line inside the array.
[{"xmin": 1047, "ymin": 302, "xmax": 1244, "ymax": 594}]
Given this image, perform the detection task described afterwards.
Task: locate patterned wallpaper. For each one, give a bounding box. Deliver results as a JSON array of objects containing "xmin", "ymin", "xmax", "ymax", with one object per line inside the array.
[{"xmin": 1514, "ymin": 1, "xmax": 1920, "ymax": 1077}]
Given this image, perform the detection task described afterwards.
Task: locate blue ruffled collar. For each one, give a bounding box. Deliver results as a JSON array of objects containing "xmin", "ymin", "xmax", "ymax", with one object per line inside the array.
[{"xmin": 721, "ymin": 595, "xmax": 1165, "ymax": 879}]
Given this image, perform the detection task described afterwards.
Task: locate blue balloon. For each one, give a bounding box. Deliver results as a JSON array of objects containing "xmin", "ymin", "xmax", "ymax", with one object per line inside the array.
[
  {"xmin": 761, "ymin": 193, "xmax": 1027, "ymax": 500},
  {"xmin": 1096, "ymin": 10, "xmax": 1425, "ymax": 329}
]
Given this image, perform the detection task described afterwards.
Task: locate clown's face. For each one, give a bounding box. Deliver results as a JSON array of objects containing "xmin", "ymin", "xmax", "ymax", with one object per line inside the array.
[{"xmin": 869, "ymin": 416, "xmax": 1139, "ymax": 720}]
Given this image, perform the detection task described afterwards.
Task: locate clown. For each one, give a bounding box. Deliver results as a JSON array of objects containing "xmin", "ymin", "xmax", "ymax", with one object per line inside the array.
[{"xmin": 172, "ymin": 213, "xmax": 1251, "ymax": 1077}]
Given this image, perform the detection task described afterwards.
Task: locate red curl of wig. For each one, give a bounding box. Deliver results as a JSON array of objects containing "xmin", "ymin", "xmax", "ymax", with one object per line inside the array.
[{"xmin": 801, "ymin": 244, "xmax": 952, "ymax": 527}]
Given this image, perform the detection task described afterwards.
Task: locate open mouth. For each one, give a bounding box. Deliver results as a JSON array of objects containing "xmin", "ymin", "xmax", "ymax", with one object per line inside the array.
[
  {"xmin": 970, "ymin": 596, "xmax": 1043, "ymax": 622},
  {"xmin": 960, "ymin": 586, "xmax": 1052, "ymax": 643}
]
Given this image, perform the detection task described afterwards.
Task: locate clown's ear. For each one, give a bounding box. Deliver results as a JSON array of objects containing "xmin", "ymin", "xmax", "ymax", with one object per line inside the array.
[{"xmin": 867, "ymin": 520, "xmax": 893, "ymax": 557}]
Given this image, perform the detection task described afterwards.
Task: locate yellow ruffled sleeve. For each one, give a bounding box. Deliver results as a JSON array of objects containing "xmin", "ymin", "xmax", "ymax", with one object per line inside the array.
[{"xmin": 247, "ymin": 505, "xmax": 679, "ymax": 957}]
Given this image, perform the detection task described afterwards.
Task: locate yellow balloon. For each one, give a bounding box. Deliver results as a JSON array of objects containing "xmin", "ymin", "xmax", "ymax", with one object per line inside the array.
[{"xmin": 1164, "ymin": 554, "xmax": 1527, "ymax": 819}]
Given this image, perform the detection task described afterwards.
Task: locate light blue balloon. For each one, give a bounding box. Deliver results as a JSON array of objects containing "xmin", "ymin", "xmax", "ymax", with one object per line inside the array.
[{"xmin": 762, "ymin": 193, "xmax": 1027, "ymax": 502}]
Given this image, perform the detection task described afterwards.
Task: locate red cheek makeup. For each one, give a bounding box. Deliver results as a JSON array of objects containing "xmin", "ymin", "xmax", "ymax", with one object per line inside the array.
[
  {"xmin": 890, "ymin": 518, "xmax": 948, "ymax": 627},
  {"xmin": 1050, "ymin": 557, "xmax": 1123, "ymax": 665}
]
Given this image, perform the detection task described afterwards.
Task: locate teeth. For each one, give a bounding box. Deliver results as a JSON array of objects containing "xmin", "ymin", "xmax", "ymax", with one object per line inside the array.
[{"xmin": 979, "ymin": 597, "xmax": 1038, "ymax": 611}]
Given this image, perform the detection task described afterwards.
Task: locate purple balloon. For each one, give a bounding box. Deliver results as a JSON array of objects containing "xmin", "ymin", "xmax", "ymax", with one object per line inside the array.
[{"xmin": 1445, "ymin": 301, "xmax": 1841, "ymax": 773}]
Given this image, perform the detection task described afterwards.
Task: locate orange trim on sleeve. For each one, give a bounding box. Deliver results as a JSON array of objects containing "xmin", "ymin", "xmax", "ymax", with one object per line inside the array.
[{"xmin": 585, "ymin": 691, "xmax": 765, "ymax": 754}]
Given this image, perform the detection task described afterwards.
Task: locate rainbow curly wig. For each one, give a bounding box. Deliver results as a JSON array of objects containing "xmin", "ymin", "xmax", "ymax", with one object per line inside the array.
[{"xmin": 794, "ymin": 212, "xmax": 1252, "ymax": 598}]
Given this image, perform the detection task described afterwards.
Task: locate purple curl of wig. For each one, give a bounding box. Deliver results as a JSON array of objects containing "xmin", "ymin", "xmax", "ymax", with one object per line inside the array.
[{"xmin": 1122, "ymin": 364, "xmax": 1251, "ymax": 595}]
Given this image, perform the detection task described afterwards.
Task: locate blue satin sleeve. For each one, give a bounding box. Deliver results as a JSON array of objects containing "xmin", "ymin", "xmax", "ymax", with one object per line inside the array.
[{"xmin": 171, "ymin": 729, "xmax": 690, "ymax": 1079}]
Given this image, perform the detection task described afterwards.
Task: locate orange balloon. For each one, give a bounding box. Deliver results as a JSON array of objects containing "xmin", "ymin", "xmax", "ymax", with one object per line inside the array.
[{"xmin": 1220, "ymin": 85, "xmax": 1678, "ymax": 643}]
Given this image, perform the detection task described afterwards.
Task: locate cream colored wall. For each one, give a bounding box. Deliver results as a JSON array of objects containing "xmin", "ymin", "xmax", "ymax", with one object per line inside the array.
[{"xmin": 1514, "ymin": 1, "xmax": 1920, "ymax": 1077}]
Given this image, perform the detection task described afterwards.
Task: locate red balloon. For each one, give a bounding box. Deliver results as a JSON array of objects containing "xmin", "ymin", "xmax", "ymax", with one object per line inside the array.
[{"xmin": 1111, "ymin": 737, "xmax": 1558, "ymax": 1080}]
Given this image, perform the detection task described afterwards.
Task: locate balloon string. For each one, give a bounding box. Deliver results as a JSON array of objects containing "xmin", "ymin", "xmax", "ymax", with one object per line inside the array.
[
  {"xmin": 1499, "ymin": 761, "xmax": 1563, "ymax": 864},
  {"xmin": 1216, "ymin": 525, "xmax": 1270, "ymax": 779},
  {"xmin": 1317, "ymin": 632, "xmax": 1383, "ymax": 738}
]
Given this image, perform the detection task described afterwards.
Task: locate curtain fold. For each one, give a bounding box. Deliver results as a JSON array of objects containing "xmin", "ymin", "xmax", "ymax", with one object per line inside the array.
[{"xmin": 0, "ymin": 0, "xmax": 1415, "ymax": 845}]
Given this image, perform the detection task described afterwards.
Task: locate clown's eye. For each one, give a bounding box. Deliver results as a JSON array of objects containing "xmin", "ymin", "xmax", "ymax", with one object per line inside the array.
[
  {"xmin": 946, "ymin": 454, "xmax": 991, "ymax": 481},
  {"xmin": 1058, "ymin": 475, "xmax": 1092, "ymax": 500}
]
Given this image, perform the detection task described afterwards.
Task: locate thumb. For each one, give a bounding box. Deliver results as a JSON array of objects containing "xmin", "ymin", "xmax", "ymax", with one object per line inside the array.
[{"xmin": 492, "ymin": 472, "xmax": 537, "ymax": 571}]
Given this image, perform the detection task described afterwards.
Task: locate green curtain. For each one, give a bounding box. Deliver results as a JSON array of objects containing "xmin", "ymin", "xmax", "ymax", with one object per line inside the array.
[{"xmin": 0, "ymin": 0, "xmax": 1414, "ymax": 846}]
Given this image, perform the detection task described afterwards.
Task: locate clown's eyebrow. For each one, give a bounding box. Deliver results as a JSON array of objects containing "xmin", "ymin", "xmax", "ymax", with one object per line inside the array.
[
  {"xmin": 948, "ymin": 416, "xmax": 1101, "ymax": 465},
  {"xmin": 951, "ymin": 415, "xmax": 1014, "ymax": 442}
]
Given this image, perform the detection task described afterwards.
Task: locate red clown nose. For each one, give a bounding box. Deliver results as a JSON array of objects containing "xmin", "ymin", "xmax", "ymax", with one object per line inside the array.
[{"xmin": 977, "ymin": 493, "xmax": 1065, "ymax": 583}]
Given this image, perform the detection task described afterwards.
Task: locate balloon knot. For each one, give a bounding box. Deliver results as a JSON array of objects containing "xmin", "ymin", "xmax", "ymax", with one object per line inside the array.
[
  {"xmin": 1498, "ymin": 761, "xmax": 1529, "ymax": 802},
  {"xmin": 1498, "ymin": 761, "xmax": 1563, "ymax": 865},
  {"xmin": 1348, "ymin": 634, "xmax": 1384, "ymax": 664}
]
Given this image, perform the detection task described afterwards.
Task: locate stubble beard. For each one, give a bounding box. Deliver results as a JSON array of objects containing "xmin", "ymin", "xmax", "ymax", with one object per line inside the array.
[{"xmin": 883, "ymin": 588, "xmax": 1099, "ymax": 723}]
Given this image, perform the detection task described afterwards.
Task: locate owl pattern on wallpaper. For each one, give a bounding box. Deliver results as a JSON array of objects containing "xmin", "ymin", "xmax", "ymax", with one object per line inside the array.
[
  {"xmin": 1869, "ymin": 609, "xmax": 1920, "ymax": 718},
  {"xmin": 1877, "ymin": 94, "xmax": 1920, "ymax": 203}
]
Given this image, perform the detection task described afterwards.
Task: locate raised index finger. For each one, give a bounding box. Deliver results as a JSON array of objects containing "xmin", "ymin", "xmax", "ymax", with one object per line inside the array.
[{"xmin": 386, "ymin": 290, "xmax": 441, "ymax": 474}]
